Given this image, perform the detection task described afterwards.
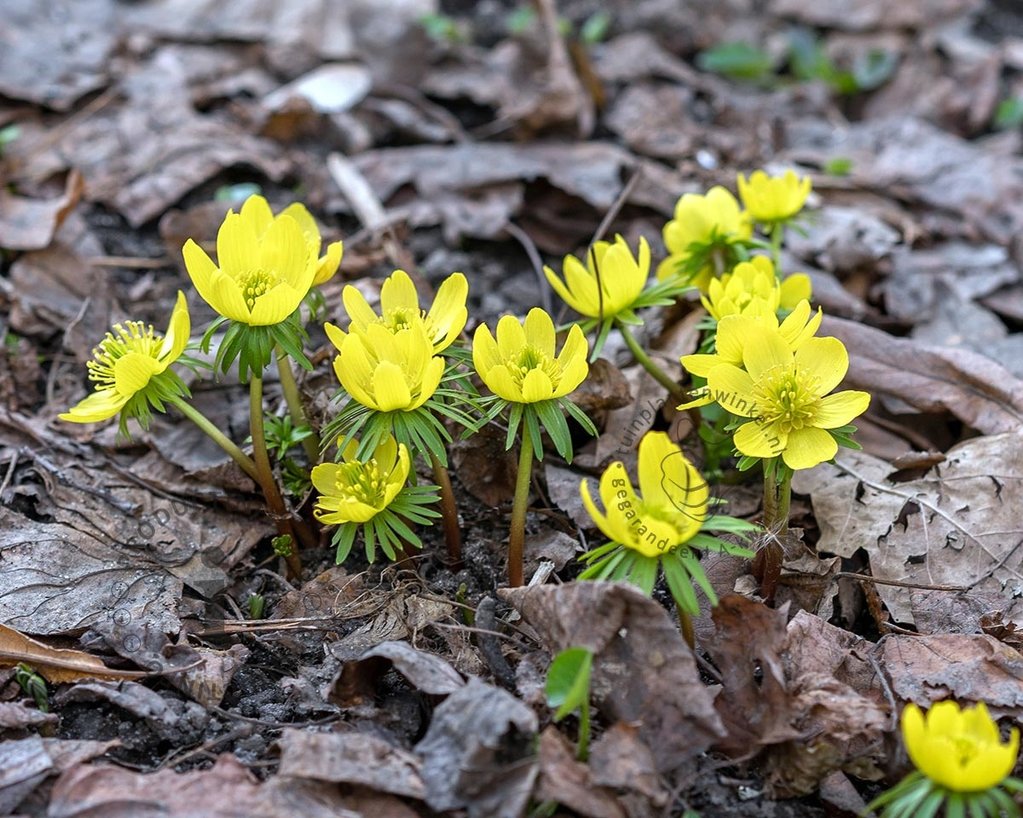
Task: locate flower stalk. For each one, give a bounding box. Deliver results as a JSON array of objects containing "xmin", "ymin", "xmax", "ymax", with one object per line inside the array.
[
  {"xmin": 430, "ymin": 452, "xmax": 462, "ymax": 567},
  {"xmin": 618, "ymin": 324, "xmax": 685, "ymax": 403},
  {"xmin": 275, "ymin": 347, "xmax": 320, "ymax": 463},
  {"xmin": 250, "ymin": 377, "xmax": 306, "ymax": 576},
  {"xmin": 762, "ymin": 461, "xmax": 792, "ymax": 536},
  {"xmin": 508, "ymin": 423, "xmax": 535, "ymax": 588}
]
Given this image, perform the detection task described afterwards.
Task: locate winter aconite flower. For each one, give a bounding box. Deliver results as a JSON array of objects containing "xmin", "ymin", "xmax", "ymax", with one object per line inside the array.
[
  {"xmin": 313, "ymin": 436, "xmax": 410, "ymax": 525},
  {"xmin": 680, "ymin": 300, "xmax": 822, "ymax": 392},
  {"xmin": 657, "ymin": 186, "xmax": 753, "ymax": 289},
  {"xmin": 473, "ymin": 308, "xmax": 589, "ymax": 404},
  {"xmin": 904, "ymin": 701, "xmax": 1019, "ymax": 793},
  {"xmin": 867, "ymin": 700, "xmax": 1023, "ymax": 818},
  {"xmin": 332, "ymin": 322, "xmax": 444, "ymax": 413},
  {"xmin": 544, "ymin": 235, "xmax": 650, "ymax": 322},
  {"xmin": 328, "ymin": 269, "xmax": 468, "ymax": 354},
  {"xmin": 313, "ymin": 436, "xmax": 440, "ymax": 564},
  {"xmin": 706, "ymin": 326, "xmax": 870, "ymax": 469},
  {"xmin": 578, "ymin": 432, "xmax": 757, "ymax": 614},
  {"xmin": 702, "ymin": 256, "xmax": 811, "ymax": 321},
  {"xmin": 736, "ymin": 170, "xmax": 812, "ymax": 225},
  {"xmin": 60, "ymin": 292, "xmax": 191, "ymax": 431},
  {"xmin": 183, "ymin": 195, "xmax": 319, "ymax": 326}
]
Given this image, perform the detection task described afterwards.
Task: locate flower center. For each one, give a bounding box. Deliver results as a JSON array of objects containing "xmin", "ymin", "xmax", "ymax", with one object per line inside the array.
[
  {"xmin": 381, "ymin": 308, "xmax": 438, "ymax": 342},
  {"xmin": 86, "ymin": 322, "xmax": 163, "ymax": 387},
  {"xmin": 238, "ymin": 269, "xmax": 279, "ymax": 311},
  {"xmin": 952, "ymin": 736, "xmax": 980, "ymax": 769},
  {"xmin": 336, "ymin": 459, "xmax": 388, "ymax": 507},
  {"xmin": 512, "ymin": 345, "xmax": 560, "ymax": 388},
  {"xmin": 753, "ymin": 364, "xmax": 820, "ymax": 433}
]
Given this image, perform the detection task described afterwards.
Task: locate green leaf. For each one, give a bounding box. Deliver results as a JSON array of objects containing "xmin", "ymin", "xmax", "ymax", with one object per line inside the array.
[
  {"xmin": 697, "ymin": 42, "xmax": 774, "ymax": 82},
  {"xmin": 822, "ymin": 157, "xmax": 853, "ymax": 176},
  {"xmin": 995, "ymin": 97, "xmax": 1023, "ymax": 130},
  {"xmin": 545, "ymin": 647, "xmax": 593, "ymax": 720},
  {"xmin": 852, "ymin": 49, "xmax": 897, "ymax": 92},
  {"xmin": 579, "ymin": 11, "xmax": 611, "ymax": 45}
]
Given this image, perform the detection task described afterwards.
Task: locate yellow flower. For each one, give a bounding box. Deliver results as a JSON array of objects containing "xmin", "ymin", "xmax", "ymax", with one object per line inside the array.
[
  {"xmin": 580, "ymin": 432, "xmax": 708, "ymax": 558},
  {"xmin": 544, "ymin": 235, "xmax": 650, "ymax": 320},
  {"xmin": 902, "ymin": 701, "xmax": 1020, "ymax": 793},
  {"xmin": 705, "ymin": 324, "xmax": 870, "ymax": 469},
  {"xmin": 702, "ymin": 256, "xmax": 812, "ymax": 321},
  {"xmin": 61, "ymin": 292, "xmax": 190, "ymax": 424},
  {"xmin": 276, "ymin": 201, "xmax": 344, "ymax": 286},
  {"xmin": 656, "ymin": 186, "xmax": 752, "ymax": 290},
  {"xmin": 681, "ymin": 299, "xmax": 822, "ymax": 383},
  {"xmin": 736, "ymin": 170, "xmax": 812, "ymax": 224},
  {"xmin": 326, "ymin": 269, "xmax": 468, "ymax": 354},
  {"xmin": 312, "ymin": 436, "xmax": 410, "ymax": 525},
  {"xmin": 473, "ymin": 308, "xmax": 589, "ymax": 403},
  {"xmin": 182, "ymin": 195, "xmax": 320, "ymax": 326},
  {"xmin": 332, "ymin": 321, "xmax": 444, "ymax": 412}
]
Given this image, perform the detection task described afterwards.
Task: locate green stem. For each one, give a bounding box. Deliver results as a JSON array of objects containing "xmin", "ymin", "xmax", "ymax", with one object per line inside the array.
[
  {"xmin": 577, "ymin": 702, "xmax": 591, "ymax": 762},
  {"xmin": 769, "ymin": 222, "xmax": 785, "ymax": 270},
  {"xmin": 618, "ymin": 323, "xmax": 685, "ymax": 403},
  {"xmin": 250, "ymin": 377, "xmax": 304, "ymax": 577},
  {"xmin": 430, "ymin": 452, "xmax": 462, "ymax": 567},
  {"xmin": 508, "ymin": 422, "xmax": 534, "ymax": 587},
  {"xmin": 762, "ymin": 461, "xmax": 792, "ymax": 535},
  {"xmin": 276, "ymin": 348, "xmax": 321, "ymax": 464},
  {"xmin": 167, "ymin": 395, "xmax": 260, "ymax": 483}
]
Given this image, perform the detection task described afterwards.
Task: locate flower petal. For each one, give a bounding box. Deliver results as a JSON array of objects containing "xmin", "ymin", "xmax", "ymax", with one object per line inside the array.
[
  {"xmin": 342, "ymin": 284, "xmax": 380, "ymax": 332},
  {"xmin": 429, "ymin": 272, "xmax": 469, "ymax": 350},
  {"xmin": 411, "ymin": 356, "xmax": 445, "ymax": 409},
  {"xmin": 370, "ymin": 361, "xmax": 412, "ymax": 411},
  {"xmin": 524, "ymin": 308, "xmax": 556, "ymax": 357},
  {"xmin": 260, "ymin": 213, "xmax": 314, "ymax": 294},
  {"xmin": 113, "ymin": 352, "xmax": 161, "ymax": 396},
  {"xmin": 216, "ymin": 211, "xmax": 260, "ymax": 276},
  {"xmin": 324, "ymin": 321, "xmax": 347, "ymax": 352},
  {"xmin": 495, "ymin": 314, "xmax": 526, "ymax": 359},
  {"xmin": 814, "ymin": 390, "xmax": 870, "ymax": 428},
  {"xmin": 472, "ymin": 324, "xmax": 501, "ymax": 376},
  {"xmin": 158, "ymin": 291, "xmax": 191, "ymax": 364},
  {"xmin": 182, "ymin": 240, "xmax": 219, "ymax": 309},
  {"xmin": 637, "ymin": 432, "xmax": 707, "ymax": 534},
  {"xmin": 240, "ymin": 195, "xmax": 274, "ymax": 237},
  {"xmin": 482, "ymin": 363, "xmax": 522, "ymax": 402},
  {"xmin": 706, "ymin": 364, "xmax": 758, "ymax": 417},
  {"xmin": 742, "ymin": 326, "xmax": 792, "ymax": 379},
  {"xmin": 60, "ymin": 389, "xmax": 129, "ymax": 423},
  {"xmin": 521, "ymin": 368, "xmax": 554, "ymax": 403},
  {"xmin": 794, "ymin": 337, "xmax": 849, "ymax": 396},
  {"xmin": 380, "ymin": 269, "xmax": 419, "ymax": 313},
  {"xmin": 249, "ymin": 283, "xmax": 303, "ymax": 326},
  {"xmin": 734, "ymin": 420, "xmax": 787, "ymax": 459},
  {"xmin": 312, "ymin": 241, "xmax": 343, "ymax": 286},
  {"xmin": 781, "ymin": 427, "xmax": 837, "ymax": 470}
]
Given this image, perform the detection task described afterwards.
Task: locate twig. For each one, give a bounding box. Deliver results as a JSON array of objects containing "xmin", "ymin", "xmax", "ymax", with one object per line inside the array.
[
  {"xmin": 589, "ymin": 167, "xmax": 641, "ymax": 246},
  {"xmin": 834, "ymin": 572, "xmax": 968, "ymax": 593},
  {"xmin": 504, "ymin": 221, "xmax": 552, "ymax": 315}
]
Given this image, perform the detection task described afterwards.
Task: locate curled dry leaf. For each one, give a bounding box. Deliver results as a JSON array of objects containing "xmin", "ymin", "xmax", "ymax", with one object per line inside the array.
[
  {"xmin": 330, "ymin": 640, "xmax": 464, "ymax": 708},
  {"xmin": 414, "ymin": 676, "xmax": 538, "ymax": 818},
  {"xmin": 277, "ymin": 728, "xmax": 426, "ymax": 800},
  {"xmin": 535, "ymin": 728, "xmax": 627, "ymax": 818},
  {"xmin": 0, "ymin": 623, "xmax": 147, "ymax": 684},
  {"xmin": 0, "ymin": 170, "xmax": 84, "ymax": 251},
  {"xmin": 795, "ymin": 432, "xmax": 1023, "ymax": 624},
  {"xmin": 502, "ymin": 581, "xmax": 725, "ymax": 772}
]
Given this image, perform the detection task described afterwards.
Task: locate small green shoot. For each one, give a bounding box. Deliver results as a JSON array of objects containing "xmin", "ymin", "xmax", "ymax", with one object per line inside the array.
[
  {"xmin": 0, "ymin": 124, "xmax": 20, "ymax": 157},
  {"xmin": 697, "ymin": 42, "xmax": 774, "ymax": 83},
  {"xmin": 15, "ymin": 663, "xmax": 49, "ymax": 712},
  {"xmin": 995, "ymin": 97, "xmax": 1023, "ymax": 131},
  {"xmin": 545, "ymin": 646, "xmax": 593, "ymax": 760},
  {"xmin": 248, "ymin": 593, "xmax": 265, "ymax": 620},
  {"xmin": 823, "ymin": 157, "xmax": 853, "ymax": 176},
  {"xmin": 214, "ymin": 183, "xmax": 262, "ymax": 204},
  {"xmin": 579, "ymin": 11, "xmax": 612, "ymax": 45}
]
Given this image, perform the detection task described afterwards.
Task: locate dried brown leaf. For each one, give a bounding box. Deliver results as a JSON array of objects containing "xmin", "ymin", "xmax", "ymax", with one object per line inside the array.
[
  {"xmin": 535, "ymin": 728, "xmax": 627, "ymax": 818},
  {"xmin": 502, "ymin": 582, "xmax": 725, "ymax": 772},
  {"xmin": 0, "ymin": 624, "xmax": 147, "ymax": 684},
  {"xmin": 0, "ymin": 171, "xmax": 84, "ymax": 251}
]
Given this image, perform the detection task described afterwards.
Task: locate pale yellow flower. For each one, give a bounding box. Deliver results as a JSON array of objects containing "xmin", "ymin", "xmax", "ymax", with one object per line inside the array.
[{"xmin": 736, "ymin": 170, "xmax": 812, "ymax": 224}]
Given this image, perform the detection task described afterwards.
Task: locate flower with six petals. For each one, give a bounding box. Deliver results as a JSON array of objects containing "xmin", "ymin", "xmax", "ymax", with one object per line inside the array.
[
  {"xmin": 182, "ymin": 195, "xmax": 321, "ymax": 326},
  {"xmin": 332, "ymin": 321, "xmax": 444, "ymax": 413},
  {"xmin": 473, "ymin": 308, "xmax": 589, "ymax": 404},
  {"xmin": 736, "ymin": 170, "xmax": 812, "ymax": 224},
  {"xmin": 705, "ymin": 324, "xmax": 870, "ymax": 469},
  {"xmin": 326, "ymin": 269, "xmax": 467, "ymax": 354},
  {"xmin": 544, "ymin": 235, "xmax": 650, "ymax": 321},
  {"xmin": 312, "ymin": 436, "xmax": 410, "ymax": 525},
  {"xmin": 902, "ymin": 701, "xmax": 1020, "ymax": 793}
]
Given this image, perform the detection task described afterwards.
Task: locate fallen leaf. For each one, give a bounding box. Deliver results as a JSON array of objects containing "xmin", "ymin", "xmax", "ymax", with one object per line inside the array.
[
  {"xmin": 535, "ymin": 727, "xmax": 626, "ymax": 818},
  {"xmin": 502, "ymin": 582, "xmax": 725, "ymax": 773},
  {"xmin": 0, "ymin": 735, "xmax": 115, "ymax": 816},
  {"xmin": 707, "ymin": 596, "xmax": 800, "ymax": 755},
  {"xmin": 0, "ymin": 170, "xmax": 84, "ymax": 251},
  {"xmin": 822, "ymin": 314, "xmax": 1023, "ymax": 434},
  {"xmin": 795, "ymin": 432, "xmax": 1023, "ymax": 624},
  {"xmin": 0, "ymin": 624, "xmax": 147, "ymax": 683},
  {"xmin": 263, "ymin": 63, "xmax": 373, "ymax": 113},
  {"xmin": 0, "ymin": 701, "xmax": 57, "ymax": 730},
  {"xmin": 415, "ymin": 676, "xmax": 538, "ymax": 818},
  {"xmin": 330, "ymin": 640, "xmax": 464, "ymax": 708},
  {"xmin": 769, "ymin": 0, "xmax": 981, "ymax": 33},
  {"xmin": 0, "ymin": 0, "xmax": 115, "ymax": 110}
]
